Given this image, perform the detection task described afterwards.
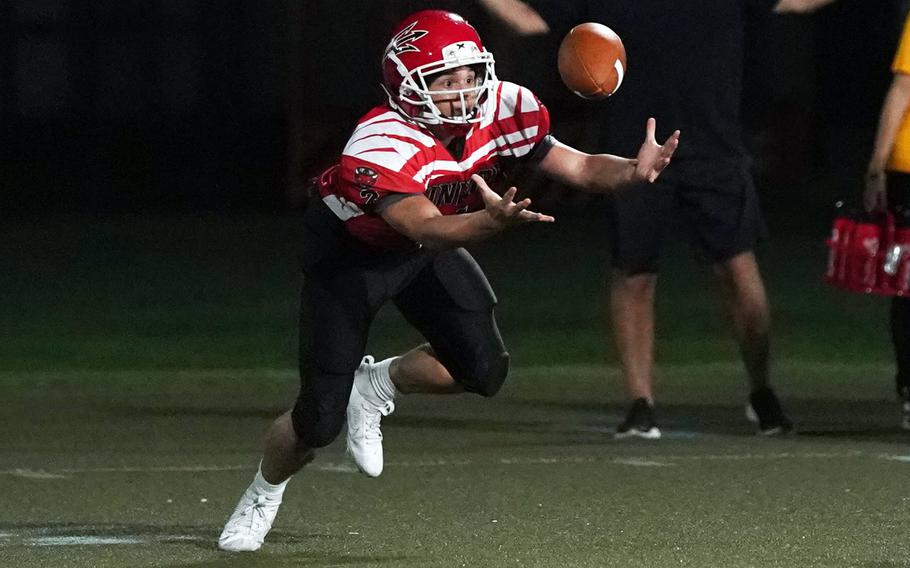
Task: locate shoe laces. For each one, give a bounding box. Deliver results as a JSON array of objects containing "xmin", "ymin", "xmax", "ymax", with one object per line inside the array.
[
  {"xmin": 237, "ymin": 493, "xmax": 272, "ymax": 535},
  {"xmin": 360, "ymin": 400, "xmax": 394, "ymax": 441}
]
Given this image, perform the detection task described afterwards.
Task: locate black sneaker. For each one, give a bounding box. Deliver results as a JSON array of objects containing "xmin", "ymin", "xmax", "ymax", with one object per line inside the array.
[
  {"xmin": 897, "ymin": 385, "xmax": 910, "ymax": 431},
  {"xmin": 746, "ymin": 387, "xmax": 794, "ymax": 436},
  {"xmin": 615, "ymin": 398, "xmax": 661, "ymax": 440}
]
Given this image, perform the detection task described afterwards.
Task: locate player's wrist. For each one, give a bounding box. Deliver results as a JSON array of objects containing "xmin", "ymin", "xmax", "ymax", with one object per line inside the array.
[
  {"xmin": 865, "ymin": 168, "xmax": 884, "ymax": 181},
  {"xmin": 481, "ymin": 207, "xmax": 507, "ymax": 231},
  {"xmin": 627, "ymin": 159, "xmax": 642, "ymax": 185},
  {"xmin": 866, "ymin": 159, "xmax": 886, "ymax": 177}
]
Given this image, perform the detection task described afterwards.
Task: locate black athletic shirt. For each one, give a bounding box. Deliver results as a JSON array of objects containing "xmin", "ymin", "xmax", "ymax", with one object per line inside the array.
[{"xmin": 532, "ymin": 0, "xmax": 778, "ymax": 159}]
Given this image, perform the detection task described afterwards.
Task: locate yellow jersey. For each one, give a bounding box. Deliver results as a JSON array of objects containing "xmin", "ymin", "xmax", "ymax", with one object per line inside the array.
[{"xmin": 889, "ymin": 14, "xmax": 910, "ymax": 173}]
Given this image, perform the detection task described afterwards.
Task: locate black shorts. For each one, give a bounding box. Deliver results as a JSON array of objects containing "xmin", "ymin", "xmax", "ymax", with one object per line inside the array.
[
  {"xmin": 291, "ymin": 200, "xmax": 509, "ymax": 447},
  {"xmin": 607, "ymin": 157, "xmax": 767, "ymax": 272}
]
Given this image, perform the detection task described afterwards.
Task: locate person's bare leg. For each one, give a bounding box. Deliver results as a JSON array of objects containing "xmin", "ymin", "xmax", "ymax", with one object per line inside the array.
[
  {"xmin": 346, "ymin": 343, "xmax": 465, "ymax": 477},
  {"xmin": 219, "ymin": 411, "xmax": 313, "ymax": 552},
  {"xmin": 713, "ymin": 252, "xmax": 771, "ymax": 391},
  {"xmin": 391, "ymin": 343, "xmax": 464, "ymax": 394},
  {"xmin": 609, "ymin": 270, "xmax": 657, "ymax": 402},
  {"xmin": 261, "ymin": 411, "xmax": 315, "ymax": 483},
  {"xmin": 714, "ymin": 251, "xmax": 791, "ymax": 433}
]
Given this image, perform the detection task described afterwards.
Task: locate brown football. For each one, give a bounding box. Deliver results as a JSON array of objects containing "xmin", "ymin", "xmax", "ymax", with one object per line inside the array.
[{"xmin": 557, "ymin": 22, "xmax": 627, "ymax": 100}]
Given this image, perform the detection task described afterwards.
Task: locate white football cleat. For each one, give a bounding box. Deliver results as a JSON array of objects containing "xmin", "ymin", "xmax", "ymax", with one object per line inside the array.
[
  {"xmin": 218, "ymin": 487, "xmax": 282, "ymax": 552},
  {"xmin": 346, "ymin": 356, "xmax": 395, "ymax": 477}
]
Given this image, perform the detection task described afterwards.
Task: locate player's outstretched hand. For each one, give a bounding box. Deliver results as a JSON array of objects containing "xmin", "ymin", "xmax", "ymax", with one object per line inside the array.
[
  {"xmin": 473, "ymin": 174, "xmax": 555, "ymax": 226},
  {"xmin": 634, "ymin": 118, "xmax": 680, "ymax": 183}
]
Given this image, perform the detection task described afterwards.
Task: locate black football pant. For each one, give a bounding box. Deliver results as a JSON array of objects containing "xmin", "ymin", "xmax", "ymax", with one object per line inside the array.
[
  {"xmin": 290, "ymin": 202, "xmax": 509, "ymax": 448},
  {"xmin": 894, "ymin": 297, "xmax": 910, "ymax": 391},
  {"xmin": 888, "ymin": 173, "xmax": 910, "ymax": 392}
]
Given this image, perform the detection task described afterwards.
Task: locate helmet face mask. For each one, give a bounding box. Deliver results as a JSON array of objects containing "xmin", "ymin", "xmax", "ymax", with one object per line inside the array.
[
  {"xmin": 400, "ymin": 58, "xmax": 496, "ymax": 125},
  {"xmin": 382, "ymin": 11, "xmax": 497, "ymax": 126}
]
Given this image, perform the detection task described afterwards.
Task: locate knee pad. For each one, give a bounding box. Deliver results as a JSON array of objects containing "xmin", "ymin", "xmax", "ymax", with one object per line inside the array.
[
  {"xmin": 291, "ymin": 394, "xmax": 347, "ymax": 448},
  {"xmin": 470, "ymin": 350, "xmax": 510, "ymax": 398}
]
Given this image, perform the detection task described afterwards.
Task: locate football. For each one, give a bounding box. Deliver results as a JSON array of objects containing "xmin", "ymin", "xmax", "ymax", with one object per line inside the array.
[{"xmin": 557, "ymin": 22, "xmax": 626, "ymax": 100}]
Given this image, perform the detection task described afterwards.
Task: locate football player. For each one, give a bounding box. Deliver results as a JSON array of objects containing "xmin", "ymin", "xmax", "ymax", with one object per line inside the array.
[{"xmin": 218, "ymin": 10, "xmax": 679, "ymax": 552}]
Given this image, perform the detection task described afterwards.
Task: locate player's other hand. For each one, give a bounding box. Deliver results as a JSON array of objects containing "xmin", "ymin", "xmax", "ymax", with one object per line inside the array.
[
  {"xmin": 633, "ymin": 118, "xmax": 680, "ymax": 183},
  {"xmin": 863, "ymin": 169, "xmax": 887, "ymax": 213},
  {"xmin": 473, "ymin": 174, "xmax": 556, "ymax": 226}
]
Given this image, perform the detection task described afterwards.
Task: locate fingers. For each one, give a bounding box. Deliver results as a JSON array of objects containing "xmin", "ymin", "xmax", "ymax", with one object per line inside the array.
[
  {"xmin": 473, "ymin": 174, "xmax": 518, "ymax": 205},
  {"xmin": 863, "ymin": 184, "xmax": 876, "ymax": 212},
  {"xmin": 863, "ymin": 192, "xmax": 882, "ymax": 213},
  {"xmin": 875, "ymin": 188, "xmax": 888, "ymax": 212},
  {"xmin": 514, "ymin": 197, "xmax": 531, "ymax": 211},
  {"xmin": 863, "ymin": 193, "xmax": 875, "ymax": 213},
  {"xmin": 521, "ymin": 209, "xmax": 555, "ymax": 223},
  {"xmin": 471, "ymin": 175, "xmax": 553, "ymax": 222},
  {"xmin": 471, "ymin": 173, "xmax": 491, "ymax": 190},
  {"xmin": 645, "ymin": 117, "xmax": 656, "ymax": 142},
  {"xmin": 663, "ymin": 130, "xmax": 681, "ymax": 155},
  {"xmin": 863, "ymin": 174, "xmax": 888, "ymax": 212},
  {"xmin": 472, "ymin": 174, "xmax": 499, "ymax": 206},
  {"xmin": 641, "ymin": 129, "xmax": 680, "ymax": 183},
  {"xmin": 864, "ymin": 191, "xmax": 887, "ymax": 213}
]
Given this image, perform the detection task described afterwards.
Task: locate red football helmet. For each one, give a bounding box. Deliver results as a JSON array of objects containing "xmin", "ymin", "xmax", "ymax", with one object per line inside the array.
[{"xmin": 382, "ymin": 10, "xmax": 497, "ymax": 126}]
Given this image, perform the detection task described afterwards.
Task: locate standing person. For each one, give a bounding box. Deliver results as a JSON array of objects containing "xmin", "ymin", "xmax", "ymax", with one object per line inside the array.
[
  {"xmin": 486, "ymin": 0, "xmax": 835, "ymax": 439},
  {"xmin": 217, "ymin": 10, "xmax": 679, "ymax": 552},
  {"xmin": 864, "ymin": 11, "xmax": 910, "ymax": 429}
]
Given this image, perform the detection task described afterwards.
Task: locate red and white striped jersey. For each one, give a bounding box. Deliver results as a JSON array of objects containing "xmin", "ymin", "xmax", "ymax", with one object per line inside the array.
[{"xmin": 317, "ymin": 80, "xmax": 551, "ymax": 250}]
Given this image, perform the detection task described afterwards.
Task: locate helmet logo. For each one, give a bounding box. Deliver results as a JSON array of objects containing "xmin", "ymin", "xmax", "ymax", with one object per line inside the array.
[
  {"xmin": 441, "ymin": 41, "xmax": 480, "ymax": 60},
  {"xmin": 386, "ymin": 21, "xmax": 428, "ymax": 55}
]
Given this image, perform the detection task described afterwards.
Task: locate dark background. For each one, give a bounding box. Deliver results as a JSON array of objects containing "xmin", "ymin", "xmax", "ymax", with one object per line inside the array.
[{"xmin": 0, "ymin": 0, "xmax": 906, "ymax": 223}]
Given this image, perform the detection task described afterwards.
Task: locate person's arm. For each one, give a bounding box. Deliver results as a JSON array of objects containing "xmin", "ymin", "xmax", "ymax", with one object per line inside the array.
[
  {"xmin": 773, "ymin": 0, "xmax": 836, "ymax": 14},
  {"xmin": 380, "ymin": 175, "xmax": 554, "ymax": 250},
  {"xmin": 536, "ymin": 118, "xmax": 680, "ymax": 193},
  {"xmin": 864, "ymin": 72, "xmax": 910, "ymax": 211},
  {"xmin": 476, "ymin": 0, "xmax": 550, "ymax": 35}
]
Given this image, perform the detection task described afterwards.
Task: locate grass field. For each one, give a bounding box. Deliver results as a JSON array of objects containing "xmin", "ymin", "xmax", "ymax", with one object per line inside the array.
[{"xmin": 1, "ymin": 212, "xmax": 907, "ymax": 567}]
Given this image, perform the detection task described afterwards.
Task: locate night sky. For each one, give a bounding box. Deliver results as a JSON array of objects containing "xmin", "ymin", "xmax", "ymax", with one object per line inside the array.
[{"xmin": 0, "ymin": 0, "xmax": 904, "ymax": 219}]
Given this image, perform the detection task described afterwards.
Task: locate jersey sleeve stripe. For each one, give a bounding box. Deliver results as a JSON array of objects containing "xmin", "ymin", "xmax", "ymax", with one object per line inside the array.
[
  {"xmin": 345, "ymin": 136, "xmax": 421, "ymax": 171},
  {"xmin": 497, "ymin": 82, "xmax": 518, "ymax": 121},
  {"xmin": 347, "ymin": 151, "xmax": 411, "ymax": 172},
  {"xmin": 346, "ymin": 132, "xmax": 429, "ymax": 155},
  {"xmin": 357, "ymin": 111, "xmax": 401, "ymax": 128},
  {"xmin": 496, "ymin": 125, "xmax": 540, "ymax": 146},
  {"xmin": 457, "ymin": 140, "xmax": 498, "ymax": 170},
  {"xmin": 498, "ymin": 141, "xmax": 535, "ymax": 158},
  {"xmin": 356, "ymin": 111, "xmax": 425, "ymax": 133},
  {"xmin": 349, "ymin": 117, "xmax": 436, "ymax": 148},
  {"xmin": 412, "ymin": 159, "xmax": 461, "ymax": 184},
  {"xmin": 477, "ymin": 81, "xmax": 502, "ymax": 129},
  {"xmin": 519, "ymin": 87, "xmax": 539, "ymax": 113}
]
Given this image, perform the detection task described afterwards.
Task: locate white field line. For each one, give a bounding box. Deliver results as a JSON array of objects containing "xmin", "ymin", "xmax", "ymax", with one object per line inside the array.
[
  {"xmin": 1, "ymin": 534, "xmax": 206, "ymax": 547},
  {"xmin": 0, "ymin": 360, "xmax": 895, "ymax": 383},
  {"xmin": 0, "ymin": 450, "xmax": 874, "ymax": 479},
  {"xmin": 6, "ymin": 469, "xmax": 69, "ymax": 479},
  {"xmin": 879, "ymin": 454, "xmax": 910, "ymax": 462},
  {"xmin": 31, "ymin": 536, "xmax": 146, "ymax": 546}
]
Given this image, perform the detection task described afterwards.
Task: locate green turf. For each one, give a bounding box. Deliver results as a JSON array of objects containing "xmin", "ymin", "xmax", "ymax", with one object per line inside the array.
[
  {"xmin": 0, "ymin": 213, "xmax": 894, "ymax": 371},
  {"xmin": 0, "ymin": 365, "xmax": 908, "ymax": 567},
  {"xmin": 1, "ymin": 214, "xmax": 905, "ymax": 567}
]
